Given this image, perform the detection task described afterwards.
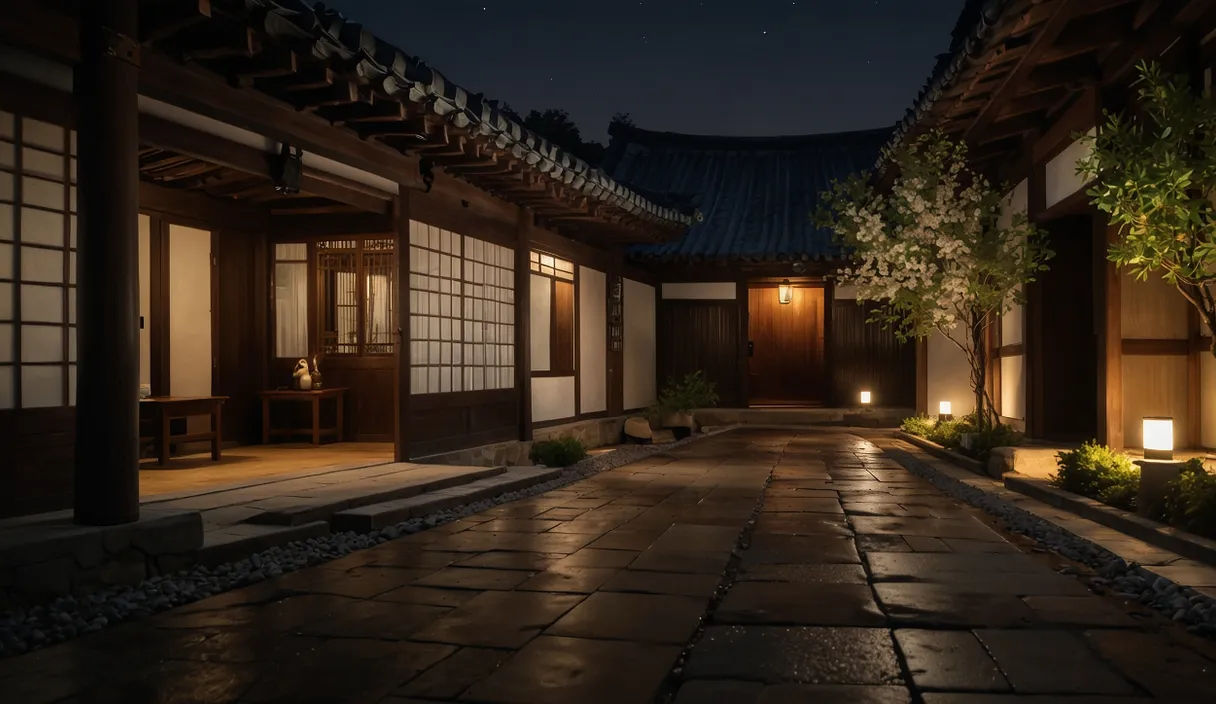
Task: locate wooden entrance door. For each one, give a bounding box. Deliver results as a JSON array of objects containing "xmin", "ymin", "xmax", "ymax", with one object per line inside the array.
[{"xmin": 748, "ymin": 285, "xmax": 825, "ymax": 406}]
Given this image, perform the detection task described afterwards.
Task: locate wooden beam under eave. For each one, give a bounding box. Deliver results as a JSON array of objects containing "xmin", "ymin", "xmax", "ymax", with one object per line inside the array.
[
  {"xmin": 269, "ymin": 212, "xmax": 394, "ymax": 238},
  {"xmin": 182, "ymin": 26, "xmax": 260, "ymax": 61},
  {"xmin": 140, "ymin": 0, "xmax": 211, "ymax": 45},
  {"xmin": 963, "ymin": 0, "xmax": 1084, "ymax": 144}
]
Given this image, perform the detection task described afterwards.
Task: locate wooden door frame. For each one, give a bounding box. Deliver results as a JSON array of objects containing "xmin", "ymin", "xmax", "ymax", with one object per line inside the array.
[{"xmin": 744, "ymin": 279, "xmax": 827, "ymax": 408}]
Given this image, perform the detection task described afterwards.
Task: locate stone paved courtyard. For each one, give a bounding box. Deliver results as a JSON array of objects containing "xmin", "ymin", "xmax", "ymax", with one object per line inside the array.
[{"xmin": 3, "ymin": 428, "xmax": 1216, "ymax": 703}]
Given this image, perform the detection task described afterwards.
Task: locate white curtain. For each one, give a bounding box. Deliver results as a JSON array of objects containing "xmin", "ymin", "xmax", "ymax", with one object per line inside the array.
[
  {"xmin": 366, "ymin": 273, "xmax": 391, "ymax": 347},
  {"xmin": 274, "ymin": 262, "xmax": 308, "ymax": 358}
]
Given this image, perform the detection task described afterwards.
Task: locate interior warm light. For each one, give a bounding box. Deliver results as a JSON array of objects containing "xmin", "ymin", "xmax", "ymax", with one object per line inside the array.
[
  {"xmin": 859, "ymin": 390, "xmax": 872, "ymax": 405},
  {"xmin": 778, "ymin": 279, "xmax": 793, "ymax": 305},
  {"xmin": 1142, "ymin": 417, "xmax": 1174, "ymax": 461}
]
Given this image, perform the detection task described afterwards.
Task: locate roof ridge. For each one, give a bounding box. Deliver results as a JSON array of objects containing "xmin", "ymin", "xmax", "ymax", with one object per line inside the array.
[{"xmin": 609, "ymin": 123, "xmax": 896, "ymax": 150}]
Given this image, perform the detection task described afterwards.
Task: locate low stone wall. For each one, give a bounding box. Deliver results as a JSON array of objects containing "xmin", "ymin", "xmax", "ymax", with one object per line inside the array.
[
  {"xmin": 0, "ymin": 509, "xmax": 203, "ymax": 609},
  {"xmin": 417, "ymin": 416, "xmax": 628, "ymax": 468}
]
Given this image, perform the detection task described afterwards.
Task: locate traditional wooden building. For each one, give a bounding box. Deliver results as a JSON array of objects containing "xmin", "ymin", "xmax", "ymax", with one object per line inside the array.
[
  {"xmin": 0, "ymin": 0, "xmax": 691, "ymax": 521},
  {"xmin": 889, "ymin": 0, "xmax": 1216, "ymax": 451},
  {"xmin": 602, "ymin": 125, "xmax": 916, "ymax": 409}
]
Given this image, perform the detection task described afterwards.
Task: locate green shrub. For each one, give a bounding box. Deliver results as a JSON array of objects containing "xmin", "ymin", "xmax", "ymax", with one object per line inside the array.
[
  {"xmin": 901, "ymin": 415, "xmax": 935, "ymax": 437},
  {"xmin": 927, "ymin": 416, "xmax": 972, "ymax": 448},
  {"xmin": 1050, "ymin": 442, "xmax": 1139, "ymax": 511},
  {"xmin": 965, "ymin": 424, "xmax": 1025, "ymax": 460},
  {"xmin": 530, "ymin": 438, "xmax": 587, "ymax": 468},
  {"xmin": 1163, "ymin": 458, "xmax": 1216, "ymax": 539},
  {"xmin": 649, "ymin": 371, "xmax": 719, "ymax": 422}
]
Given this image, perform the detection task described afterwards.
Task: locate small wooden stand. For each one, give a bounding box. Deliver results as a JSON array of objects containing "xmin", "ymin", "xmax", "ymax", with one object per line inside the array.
[
  {"xmin": 260, "ymin": 388, "xmax": 347, "ymax": 445},
  {"xmin": 139, "ymin": 396, "xmax": 228, "ymax": 466}
]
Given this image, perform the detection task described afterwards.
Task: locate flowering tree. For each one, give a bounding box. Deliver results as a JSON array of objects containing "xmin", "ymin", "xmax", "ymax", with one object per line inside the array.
[
  {"xmin": 1077, "ymin": 61, "xmax": 1216, "ymax": 355},
  {"xmin": 817, "ymin": 130, "xmax": 1052, "ymax": 429}
]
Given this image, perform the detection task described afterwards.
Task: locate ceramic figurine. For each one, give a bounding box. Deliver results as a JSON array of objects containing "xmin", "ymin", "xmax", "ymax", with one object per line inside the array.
[
  {"xmin": 311, "ymin": 354, "xmax": 323, "ymax": 389},
  {"xmin": 293, "ymin": 358, "xmax": 313, "ymax": 391}
]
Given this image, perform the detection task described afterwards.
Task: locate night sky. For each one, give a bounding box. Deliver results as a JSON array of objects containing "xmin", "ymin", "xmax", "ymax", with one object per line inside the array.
[{"xmin": 321, "ymin": 0, "xmax": 965, "ymax": 142}]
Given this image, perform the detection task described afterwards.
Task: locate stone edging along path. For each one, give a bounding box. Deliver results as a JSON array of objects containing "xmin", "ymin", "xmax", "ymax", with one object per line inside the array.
[
  {"xmin": 877, "ymin": 439, "xmax": 1216, "ymax": 639},
  {"xmin": 0, "ymin": 430, "xmax": 726, "ymax": 659}
]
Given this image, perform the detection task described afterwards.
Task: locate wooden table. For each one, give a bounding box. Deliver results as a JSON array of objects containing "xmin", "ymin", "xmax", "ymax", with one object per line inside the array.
[
  {"xmin": 139, "ymin": 396, "xmax": 227, "ymax": 466},
  {"xmin": 259, "ymin": 388, "xmax": 347, "ymax": 445}
]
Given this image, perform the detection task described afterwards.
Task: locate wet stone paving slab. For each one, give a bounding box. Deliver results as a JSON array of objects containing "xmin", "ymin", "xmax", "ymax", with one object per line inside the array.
[{"xmin": 4, "ymin": 429, "xmax": 1216, "ymax": 703}]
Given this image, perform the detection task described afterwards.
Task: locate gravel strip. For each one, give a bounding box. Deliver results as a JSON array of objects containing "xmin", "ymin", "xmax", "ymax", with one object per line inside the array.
[
  {"xmin": 0, "ymin": 431, "xmax": 721, "ymax": 659},
  {"xmin": 883, "ymin": 444, "xmax": 1216, "ymax": 639}
]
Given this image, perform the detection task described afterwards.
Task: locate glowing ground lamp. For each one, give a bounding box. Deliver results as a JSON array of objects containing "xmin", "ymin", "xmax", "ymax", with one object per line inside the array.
[
  {"xmin": 938, "ymin": 401, "xmax": 953, "ymax": 422},
  {"xmin": 1142, "ymin": 417, "xmax": 1174, "ymax": 461},
  {"xmin": 859, "ymin": 390, "xmax": 872, "ymax": 406},
  {"xmin": 778, "ymin": 279, "xmax": 793, "ymax": 305}
]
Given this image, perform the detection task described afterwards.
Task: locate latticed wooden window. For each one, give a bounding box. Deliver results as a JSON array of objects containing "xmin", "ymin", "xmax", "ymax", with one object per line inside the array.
[
  {"xmin": 409, "ymin": 221, "xmax": 515, "ymax": 395},
  {"xmin": 0, "ymin": 111, "xmax": 79, "ymax": 410},
  {"xmin": 315, "ymin": 238, "xmax": 395, "ymax": 357}
]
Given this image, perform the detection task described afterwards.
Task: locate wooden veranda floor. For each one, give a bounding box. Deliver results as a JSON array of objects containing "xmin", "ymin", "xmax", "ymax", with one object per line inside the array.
[{"xmin": 138, "ymin": 442, "xmax": 395, "ymax": 499}]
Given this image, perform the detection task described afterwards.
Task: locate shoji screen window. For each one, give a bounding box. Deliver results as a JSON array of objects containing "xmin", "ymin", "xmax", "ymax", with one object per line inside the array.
[
  {"xmin": 0, "ymin": 112, "xmax": 77, "ymax": 410},
  {"xmin": 409, "ymin": 221, "xmax": 515, "ymax": 394},
  {"xmin": 273, "ymin": 243, "xmax": 308, "ymax": 359},
  {"xmin": 529, "ymin": 251, "xmax": 576, "ymax": 374}
]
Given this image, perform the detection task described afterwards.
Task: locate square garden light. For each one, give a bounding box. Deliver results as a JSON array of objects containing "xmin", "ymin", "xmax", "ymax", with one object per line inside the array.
[
  {"xmin": 1142, "ymin": 417, "xmax": 1174, "ymax": 461},
  {"xmin": 859, "ymin": 390, "xmax": 872, "ymax": 405},
  {"xmin": 938, "ymin": 401, "xmax": 952, "ymax": 422}
]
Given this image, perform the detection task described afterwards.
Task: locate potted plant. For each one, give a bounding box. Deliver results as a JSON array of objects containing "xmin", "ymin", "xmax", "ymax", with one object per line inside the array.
[{"xmin": 650, "ymin": 371, "xmax": 719, "ymax": 439}]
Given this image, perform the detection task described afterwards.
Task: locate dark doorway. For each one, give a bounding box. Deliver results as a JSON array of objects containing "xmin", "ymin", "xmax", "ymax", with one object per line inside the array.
[
  {"xmin": 748, "ymin": 285, "xmax": 825, "ymax": 406},
  {"xmin": 1035, "ymin": 215, "xmax": 1098, "ymax": 442}
]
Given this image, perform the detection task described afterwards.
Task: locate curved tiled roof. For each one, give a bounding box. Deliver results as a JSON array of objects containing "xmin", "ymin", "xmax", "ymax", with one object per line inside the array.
[
  {"xmin": 218, "ymin": 0, "xmax": 691, "ymax": 231},
  {"xmin": 876, "ymin": 0, "xmax": 1016, "ymax": 171},
  {"xmin": 603, "ymin": 124, "xmax": 892, "ymax": 262}
]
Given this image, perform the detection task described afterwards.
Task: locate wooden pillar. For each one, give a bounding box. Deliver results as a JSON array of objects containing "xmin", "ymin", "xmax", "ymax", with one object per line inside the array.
[
  {"xmin": 1096, "ymin": 219, "xmax": 1123, "ymax": 449},
  {"xmin": 914, "ymin": 338, "xmax": 928, "ymax": 416},
  {"xmin": 823, "ymin": 279, "xmax": 837, "ymax": 407},
  {"xmin": 607, "ymin": 248, "xmax": 625, "ymax": 417},
  {"xmin": 393, "ymin": 190, "xmax": 412, "ymax": 461},
  {"xmin": 1024, "ymin": 159, "xmax": 1047, "ymax": 439},
  {"xmin": 73, "ymin": 0, "xmax": 141, "ymax": 525},
  {"xmin": 515, "ymin": 208, "xmax": 533, "ymax": 440}
]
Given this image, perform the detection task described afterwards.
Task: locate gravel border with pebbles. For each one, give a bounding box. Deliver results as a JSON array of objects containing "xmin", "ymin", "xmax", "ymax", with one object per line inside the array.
[
  {"xmin": 883, "ymin": 445, "xmax": 1216, "ymax": 638},
  {"xmin": 0, "ymin": 430, "xmax": 720, "ymax": 659}
]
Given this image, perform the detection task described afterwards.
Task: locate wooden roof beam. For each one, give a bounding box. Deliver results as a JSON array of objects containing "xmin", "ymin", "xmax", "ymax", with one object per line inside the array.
[
  {"xmin": 140, "ymin": 0, "xmax": 211, "ymax": 45},
  {"xmin": 962, "ymin": 0, "xmax": 1083, "ymax": 144},
  {"xmin": 182, "ymin": 26, "xmax": 259, "ymax": 61}
]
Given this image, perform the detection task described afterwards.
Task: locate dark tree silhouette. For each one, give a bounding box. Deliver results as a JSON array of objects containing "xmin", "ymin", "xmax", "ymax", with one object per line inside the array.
[{"xmin": 521, "ymin": 108, "xmax": 606, "ymax": 165}]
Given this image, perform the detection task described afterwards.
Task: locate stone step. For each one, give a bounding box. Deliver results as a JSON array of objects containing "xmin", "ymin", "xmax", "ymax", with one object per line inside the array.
[
  {"xmin": 331, "ymin": 466, "xmax": 564, "ymax": 533},
  {"xmin": 196, "ymin": 521, "xmax": 330, "ymax": 567},
  {"xmin": 244, "ymin": 465, "xmax": 507, "ymax": 527}
]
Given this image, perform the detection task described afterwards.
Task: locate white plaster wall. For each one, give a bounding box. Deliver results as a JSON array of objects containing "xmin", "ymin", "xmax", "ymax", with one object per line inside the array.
[
  {"xmin": 532, "ymin": 376, "xmax": 576, "ymax": 423},
  {"xmin": 138, "ymin": 214, "xmax": 151, "ymax": 389},
  {"xmin": 529, "ymin": 273, "xmax": 551, "ymax": 372},
  {"xmin": 1001, "ymin": 287, "xmax": 1024, "ymax": 346},
  {"xmin": 623, "ymin": 278, "xmax": 656, "ymax": 411},
  {"xmin": 1045, "ymin": 129, "xmax": 1096, "ymax": 209},
  {"xmin": 997, "ymin": 179, "xmax": 1028, "ymax": 230},
  {"xmin": 1000, "ymin": 355, "xmax": 1025, "ymax": 421},
  {"xmin": 661, "ymin": 282, "xmax": 736, "ymax": 300},
  {"xmin": 834, "ymin": 284, "xmax": 858, "ymax": 300},
  {"xmin": 927, "ymin": 328, "xmax": 974, "ymax": 416},
  {"xmin": 168, "ymin": 225, "xmax": 212, "ymax": 435},
  {"xmin": 579, "ymin": 266, "xmax": 607, "ymax": 414}
]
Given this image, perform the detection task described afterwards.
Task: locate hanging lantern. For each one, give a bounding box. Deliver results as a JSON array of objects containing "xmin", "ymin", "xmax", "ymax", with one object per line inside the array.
[{"xmin": 778, "ymin": 279, "xmax": 793, "ymax": 305}]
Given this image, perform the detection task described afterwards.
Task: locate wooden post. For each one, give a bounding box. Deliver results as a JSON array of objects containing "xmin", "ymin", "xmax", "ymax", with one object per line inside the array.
[
  {"xmin": 914, "ymin": 338, "xmax": 928, "ymax": 416},
  {"xmin": 607, "ymin": 248, "xmax": 626, "ymax": 417},
  {"xmin": 823, "ymin": 279, "xmax": 837, "ymax": 407},
  {"xmin": 1024, "ymin": 160, "xmax": 1048, "ymax": 439},
  {"xmin": 515, "ymin": 208, "xmax": 533, "ymax": 440},
  {"xmin": 393, "ymin": 189, "xmax": 412, "ymax": 461},
  {"xmin": 73, "ymin": 0, "xmax": 141, "ymax": 525},
  {"xmin": 1096, "ymin": 219, "xmax": 1123, "ymax": 449}
]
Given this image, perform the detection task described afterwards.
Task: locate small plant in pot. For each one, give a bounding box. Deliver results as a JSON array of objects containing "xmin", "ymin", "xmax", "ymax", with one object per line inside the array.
[{"xmin": 649, "ymin": 371, "xmax": 719, "ymax": 440}]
